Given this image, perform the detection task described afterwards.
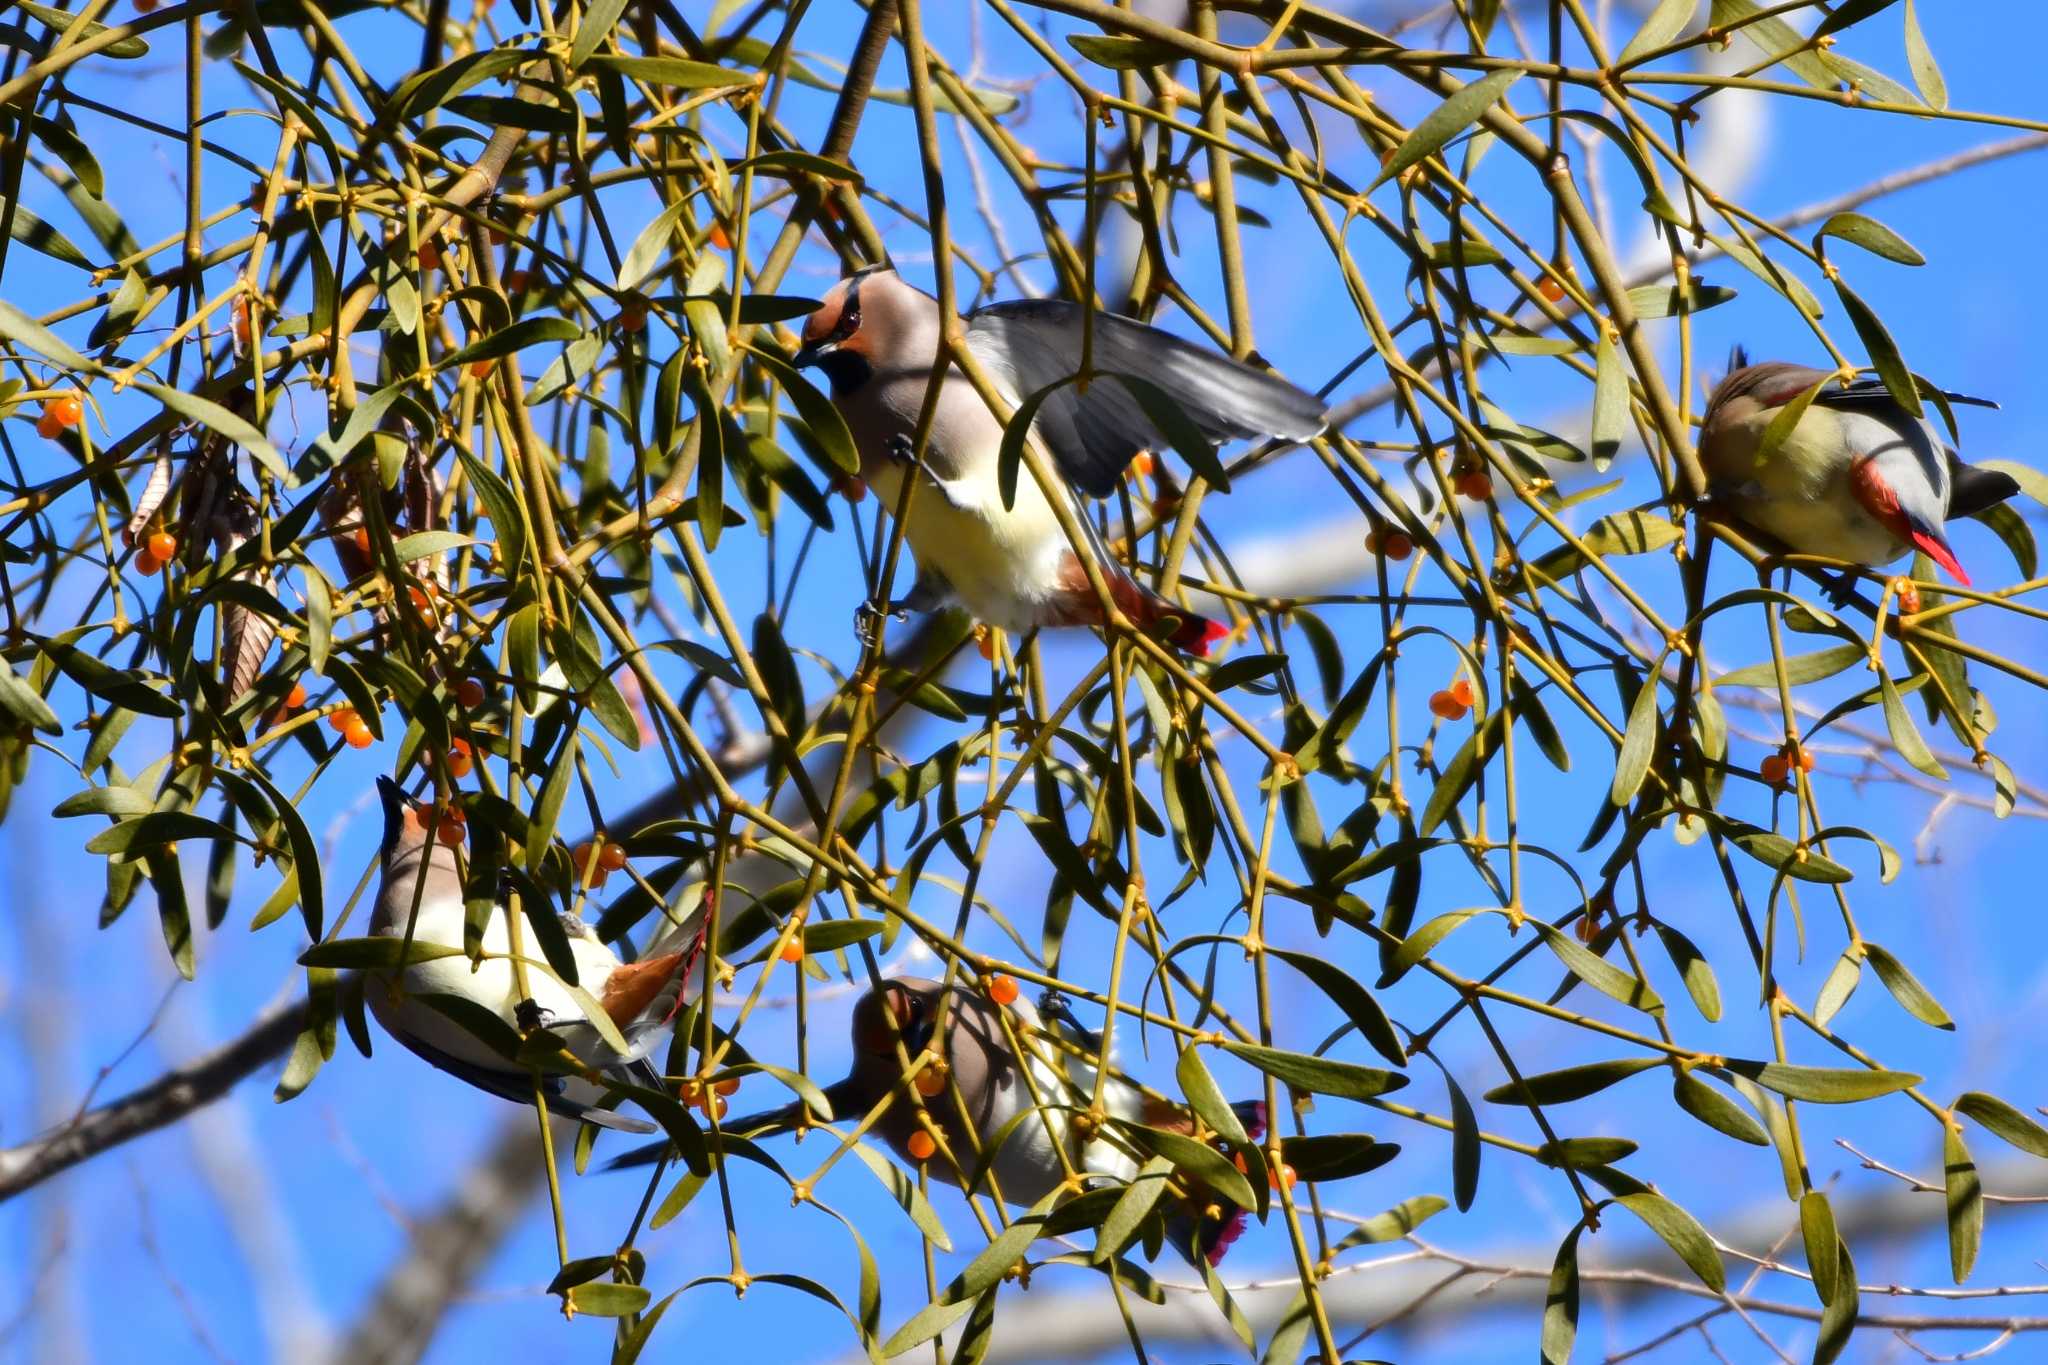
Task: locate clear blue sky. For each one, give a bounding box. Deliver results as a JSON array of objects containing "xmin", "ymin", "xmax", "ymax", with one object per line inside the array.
[{"xmin": 2, "ymin": 4, "xmax": 2046, "ymax": 1363}]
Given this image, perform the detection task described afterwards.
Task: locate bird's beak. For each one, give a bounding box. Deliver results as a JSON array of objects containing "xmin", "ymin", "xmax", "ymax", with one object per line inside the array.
[{"xmin": 792, "ymin": 339, "xmax": 833, "ymax": 370}]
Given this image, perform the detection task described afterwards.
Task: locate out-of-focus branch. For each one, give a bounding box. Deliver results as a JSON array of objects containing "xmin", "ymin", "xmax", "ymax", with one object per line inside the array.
[
  {"xmin": 0, "ymin": 994, "xmax": 310, "ymax": 1203},
  {"xmin": 317, "ymin": 1115, "xmax": 546, "ymax": 1365},
  {"xmin": 934, "ymin": 1162, "xmax": 2048, "ymax": 1362}
]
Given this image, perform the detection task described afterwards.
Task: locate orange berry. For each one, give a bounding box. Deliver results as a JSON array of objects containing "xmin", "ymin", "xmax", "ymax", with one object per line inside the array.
[
  {"xmin": 1448, "ymin": 677, "xmax": 1476, "ymax": 709},
  {"xmin": 443, "ymin": 802, "xmax": 467, "ymax": 825},
  {"xmin": 1574, "ymin": 913, "xmax": 1597, "ymax": 943},
  {"xmin": 1895, "ymin": 579, "xmax": 1921, "ymax": 615},
  {"xmin": 986, "ymin": 974, "xmax": 1019, "ymax": 1006},
  {"xmin": 444, "ymin": 746, "xmax": 473, "ymax": 780},
  {"xmin": 1150, "ymin": 495, "xmax": 1178, "ymax": 520},
  {"xmin": 1760, "ymin": 753, "xmax": 1790, "ymax": 786},
  {"xmin": 906, "ymin": 1130, "xmax": 937, "ymax": 1161},
  {"xmin": 1270, "ymin": 1162, "xmax": 1298, "ymax": 1191},
  {"xmin": 502, "ymin": 269, "xmax": 530, "ymax": 294},
  {"xmin": 1428, "ymin": 690, "xmax": 1469, "ymax": 721},
  {"xmin": 837, "ymin": 476, "xmax": 867, "ymax": 503},
  {"xmin": 43, "ymin": 394, "xmax": 82, "ymax": 432},
  {"xmin": 778, "ymin": 937, "xmax": 804, "ymax": 963},
  {"xmin": 285, "ymin": 681, "xmax": 308, "ymax": 709},
  {"xmin": 135, "ymin": 0, "xmax": 158, "ymax": 11},
  {"xmin": 436, "ymin": 817, "xmax": 465, "ymax": 846},
  {"xmin": 1538, "ymin": 277, "xmax": 1566, "ymax": 303},
  {"xmin": 696, "ymin": 1091, "xmax": 727, "ymax": 1120},
  {"xmin": 618, "ymin": 300, "xmax": 647, "ymax": 333},
  {"xmin": 597, "ymin": 841, "xmax": 627, "ymax": 873},
  {"xmin": 455, "ymin": 677, "xmax": 486, "ymax": 708},
  {"xmin": 1128, "ymin": 450, "xmax": 1155, "ymax": 478},
  {"xmin": 715, "ymin": 1077, "xmax": 739, "ymax": 1097},
  {"xmin": 1456, "ymin": 470, "xmax": 1492, "ymax": 502},
  {"xmin": 416, "ymin": 239, "xmax": 441, "ymax": 271},
  {"xmin": 975, "ymin": 626, "xmax": 995, "ymax": 661},
  {"xmin": 344, "ymin": 720, "xmax": 375, "ymax": 749},
  {"xmin": 467, "ymin": 359, "xmax": 495, "ymax": 380},
  {"xmin": 328, "ymin": 707, "xmax": 357, "ymax": 734},
  {"xmin": 1797, "ymin": 748, "xmax": 1816, "ymax": 773},
  {"xmin": 352, "ymin": 526, "xmax": 372, "ymax": 557},
  {"xmin": 134, "ymin": 548, "xmax": 163, "ymax": 576},
  {"xmin": 707, "ymin": 221, "xmax": 732, "ymax": 251},
  {"xmin": 147, "ymin": 531, "xmax": 177, "ymax": 562},
  {"xmin": 914, "ymin": 1067, "xmax": 945, "ymax": 1097},
  {"xmin": 571, "ymin": 841, "xmax": 608, "ymax": 885},
  {"xmin": 36, "ymin": 412, "xmax": 63, "ymax": 440}
]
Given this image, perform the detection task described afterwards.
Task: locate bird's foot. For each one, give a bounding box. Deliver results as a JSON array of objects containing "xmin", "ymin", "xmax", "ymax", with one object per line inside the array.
[
  {"xmin": 854, "ymin": 598, "xmax": 909, "ymax": 646},
  {"xmin": 884, "ymin": 432, "xmax": 919, "ymax": 467},
  {"xmin": 1820, "ymin": 571, "xmax": 1863, "ymax": 611},
  {"xmin": 514, "ymin": 998, "xmax": 552, "ymax": 1032}
]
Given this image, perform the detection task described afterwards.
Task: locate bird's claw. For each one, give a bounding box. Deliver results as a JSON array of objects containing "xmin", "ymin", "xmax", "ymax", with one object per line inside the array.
[
  {"xmin": 514, "ymin": 998, "xmax": 552, "ymax": 1032},
  {"xmin": 884, "ymin": 433, "xmax": 918, "ymax": 466},
  {"xmin": 854, "ymin": 599, "xmax": 907, "ymax": 646}
]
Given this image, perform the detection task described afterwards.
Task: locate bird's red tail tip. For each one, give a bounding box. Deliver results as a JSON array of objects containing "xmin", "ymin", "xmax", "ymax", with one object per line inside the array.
[
  {"xmin": 1908, "ymin": 528, "xmax": 1970, "ymax": 587},
  {"xmin": 1170, "ymin": 614, "xmax": 1230, "ymax": 657}
]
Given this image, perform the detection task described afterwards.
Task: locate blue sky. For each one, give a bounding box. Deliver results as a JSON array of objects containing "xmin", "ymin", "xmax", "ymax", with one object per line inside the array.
[{"xmin": 3, "ymin": 3, "xmax": 2047, "ymax": 1363}]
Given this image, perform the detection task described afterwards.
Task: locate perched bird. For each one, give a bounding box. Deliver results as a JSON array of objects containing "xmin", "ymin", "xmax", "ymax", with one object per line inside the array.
[
  {"xmin": 1699, "ymin": 348, "xmax": 2019, "ymax": 587},
  {"xmin": 792, "ymin": 266, "xmax": 1328, "ymax": 653},
  {"xmin": 609, "ymin": 976, "xmax": 1265, "ymax": 1265},
  {"xmin": 366, "ymin": 777, "xmax": 701, "ymax": 1133}
]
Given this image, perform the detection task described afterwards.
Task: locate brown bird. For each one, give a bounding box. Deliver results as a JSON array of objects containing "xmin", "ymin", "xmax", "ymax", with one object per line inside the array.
[
  {"xmin": 1700, "ymin": 348, "xmax": 2018, "ymax": 587},
  {"xmin": 610, "ymin": 976, "xmax": 1265, "ymax": 1264},
  {"xmin": 366, "ymin": 777, "xmax": 701, "ymax": 1132},
  {"xmin": 793, "ymin": 267, "xmax": 1328, "ymax": 653}
]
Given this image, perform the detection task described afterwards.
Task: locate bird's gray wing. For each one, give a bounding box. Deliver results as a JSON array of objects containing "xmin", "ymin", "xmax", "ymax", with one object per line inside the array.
[
  {"xmin": 1807, "ymin": 374, "xmax": 1999, "ymax": 414},
  {"xmin": 963, "ymin": 300, "xmax": 1328, "ymax": 498},
  {"xmin": 386, "ymin": 1028, "xmax": 658, "ymax": 1133}
]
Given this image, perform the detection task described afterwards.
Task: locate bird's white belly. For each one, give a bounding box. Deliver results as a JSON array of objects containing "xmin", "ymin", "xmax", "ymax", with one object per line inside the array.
[
  {"xmin": 370, "ymin": 900, "xmax": 618, "ymax": 1069},
  {"xmin": 1725, "ymin": 416, "xmax": 1905, "ymax": 568}
]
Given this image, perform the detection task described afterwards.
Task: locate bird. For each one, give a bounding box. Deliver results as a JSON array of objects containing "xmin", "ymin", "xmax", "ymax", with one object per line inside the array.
[
  {"xmin": 792, "ymin": 266, "xmax": 1329, "ymax": 654},
  {"xmin": 1699, "ymin": 347, "xmax": 2019, "ymax": 588},
  {"xmin": 608, "ymin": 975, "xmax": 1265, "ymax": 1265},
  {"xmin": 365, "ymin": 776, "xmax": 703, "ymax": 1133}
]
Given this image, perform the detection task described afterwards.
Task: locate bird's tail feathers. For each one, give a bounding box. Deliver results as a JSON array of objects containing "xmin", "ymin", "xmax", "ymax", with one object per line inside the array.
[
  {"xmin": 1127, "ymin": 581, "xmax": 1228, "ymax": 657},
  {"xmin": 1162, "ymin": 1100, "xmax": 1269, "ymax": 1267}
]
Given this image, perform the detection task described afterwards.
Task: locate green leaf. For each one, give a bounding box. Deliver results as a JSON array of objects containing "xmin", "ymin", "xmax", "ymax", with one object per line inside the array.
[
  {"xmin": 1714, "ymin": 642, "xmax": 1864, "ymax": 689},
  {"xmin": 1221, "ymin": 1042, "xmax": 1408, "ymax": 1101},
  {"xmin": 1833, "ymin": 279, "xmax": 1921, "ymax": 416},
  {"xmin": 615, "ymin": 198, "xmax": 688, "ymax": 294},
  {"xmin": 995, "ymin": 374, "xmax": 1077, "ymax": 512},
  {"xmin": 1945, "ymin": 1123, "xmax": 1982, "ymax": 1283},
  {"xmin": 1624, "ymin": 281, "xmax": 1736, "ymax": 318},
  {"xmin": 1485, "ymin": 1057, "xmax": 1660, "ymax": 1105},
  {"xmin": 1802, "ymin": 1189, "xmax": 1842, "ymax": 1304},
  {"xmin": 439, "ymin": 316, "xmax": 582, "ymax": 369},
  {"xmin": 141, "ymin": 383, "xmax": 289, "ymax": 485},
  {"xmin": 799, "ymin": 918, "xmax": 883, "ymax": 952},
  {"xmin": 1381, "ymin": 906, "xmax": 1485, "ymax": 983},
  {"xmin": 1375, "ymin": 70, "xmax": 1524, "ymax": 188},
  {"xmin": 1954, "ymin": 1092, "xmax": 2048, "ymax": 1158},
  {"xmin": 16, "ymin": 0, "xmax": 149, "ymax": 57},
  {"xmin": 584, "ymin": 54, "xmax": 753, "ymax": 88},
  {"xmin": 1535, "ymin": 1136, "xmax": 1636, "ymax": 1169},
  {"xmin": 750, "ymin": 345, "xmax": 858, "ymax": 475},
  {"xmin": 1448, "ymin": 1069, "xmax": 1479, "ymax": 1210},
  {"xmin": 1817, "ymin": 212, "xmax": 1925, "ymax": 267},
  {"xmin": 1529, "ymin": 508, "xmax": 1683, "ymax": 582},
  {"xmin": 1066, "ymin": 33, "xmax": 1182, "ymax": 70},
  {"xmin": 1540, "ymin": 1226, "xmax": 1582, "ymax": 1365},
  {"xmin": 1176, "ymin": 1046, "xmax": 1253, "ymax": 1147},
  {"xmin": 1280, "ymin": 1133, "xmax": 1399, "ymax": 1182},
  {"xmin": 1863, "ymin": 941, "xmax": 1952, "ymax": 1029},
  {"xmin": 1903, "ymin": 0, "xmax": 1946, "ymax": 108},
  {"xmin": 85, "ymin": 811, "xmax": 235, "ymax": 856},
  {"xmin": 1673, "ymin": 1072, "xmax": 1768, "ymax": 1145},
  {"xmin": 0, "ymin": 299, "xmax": 93, "ymax": 372},
  {"xmin": 1618, "ymin": 1191, "xmax": 1724, "ymax": 1292},
  {"xmin": 565, "ymin": 1282, "xmax": 650, "ymax": 1317},
  {"xmin": 1421, "ymin": 705, "xmax": 1508, "ymax": 836},
  {"xmin": 1653, "ymin": 923, "xmax": 1721, "ymax": 1022},
  {"xmin": 1589, "ymin": 332, "xmax": 1627, "ymax": 467},
  {"xmin": 1815, "ymin": 1237, "xmax": 1860, "ymax": 1365},
  {"xmin": 1610, "ymin": 664, "xmax": 1661, "ymax": 806},
  {"xmin": 1880, "ymin": 671, "xmax": 1947, "ymax": 779},
  {"xmin": 1726, "ymin": 823, "xmax": 1853, "ymax": 883},
  {"xmin": 1756, "ymin": 372, "xmax": 1833, "ymax": 471},
  {"xmin": 568, "ymin": 0, "xmax": 630, "ymax": 67},
  {"xmin": 1110, "ymin": 372, "xmax": 1231, "ymax": 492},
  {"xmin": 1616, "ymin": 0, "xmax": 1698, "ymax": 65},
  {"xmin": 298, "ymin": 937, "xmax": 466, "ymax": 969},
  {"xmin": 1330, "ymin": 1195, "xmax": 1449, "ymax": 1252},
  {"xmin": 1268, "ymin": 946, "xmax": 1405, "ymax": 1066},
  {"xmin": 1534, "ymin": 922, "xmax": 1663, "ymax": 1014},
  {"xmin": 2, "ymin": 198, "xmax": 92, "ymax": 268},
  {"xmin": 1724, "ymin": 1060, "xmax": 1921, "ymax": 1102},
  {"xmin": 1092, "ymin": 1156, "xmax": 1173, "ymax": 1264},
  {"xmin": 389, "ymin": 48, "xmax": 530, "ymax": 121}
]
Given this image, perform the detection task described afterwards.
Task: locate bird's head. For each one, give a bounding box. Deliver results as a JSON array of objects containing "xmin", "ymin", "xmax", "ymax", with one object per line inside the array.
[
  {"xmin": 376, "ymin": 775, "xmax": 461, "ymax": 874},
  {"xmin": 851, "ymin": 976, "xmax": 942, "ymax": 1058},
  {"xmin": 793, "ymin": 264, "xmax": 909, "ymax": 394}
]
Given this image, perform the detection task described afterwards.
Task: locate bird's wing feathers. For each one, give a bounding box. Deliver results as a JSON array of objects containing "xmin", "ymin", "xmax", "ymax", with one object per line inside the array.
[
  {"xmin": 384, "ymin": 1026, "xmax": 658, "ymax": 1133},
  {"xmin": 963, "ymin": 300, "xmax": 1327, "ymax": 498},
  {"xmin": 1948, "ymin": 456, "xmax": 2022, "ymax": 520}
]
